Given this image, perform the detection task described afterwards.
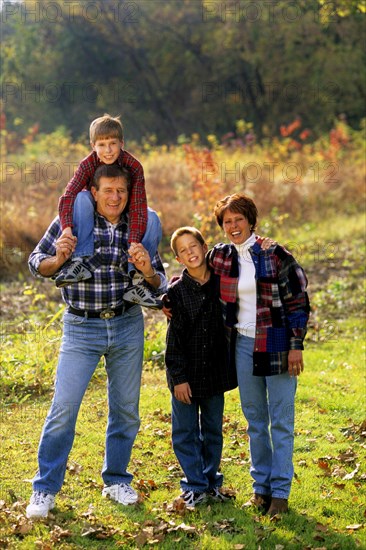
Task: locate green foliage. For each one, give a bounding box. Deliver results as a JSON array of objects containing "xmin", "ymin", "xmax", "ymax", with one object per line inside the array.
[{"xmin": 1, "ymin": 0, "xmax": 365, "ymax": 143}]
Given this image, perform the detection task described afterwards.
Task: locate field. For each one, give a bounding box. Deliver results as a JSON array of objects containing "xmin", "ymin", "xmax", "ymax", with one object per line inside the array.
[{"xmin": 0, "ymin": 124, "xmax": 365, "ymax": 548}]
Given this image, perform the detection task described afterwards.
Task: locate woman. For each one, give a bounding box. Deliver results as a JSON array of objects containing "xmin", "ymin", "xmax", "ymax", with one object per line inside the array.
[{"xmin": 208, "ymin": 193, "xmax": 310, "ymax": 517}]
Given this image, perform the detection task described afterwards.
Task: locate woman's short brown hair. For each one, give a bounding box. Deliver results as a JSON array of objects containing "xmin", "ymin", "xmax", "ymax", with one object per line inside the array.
[{"xmin": 214, "ymin": 193, "xmax": 258, "ymax": 231}]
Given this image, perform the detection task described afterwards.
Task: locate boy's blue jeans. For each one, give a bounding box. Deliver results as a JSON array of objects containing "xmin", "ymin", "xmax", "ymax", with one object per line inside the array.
[
  {"xmin": 235, "ymin": 333, "xmax": 297, "ymax": 499},
  {"xmin": 171, "ymin": 394, "xmax": 224, "ymax": 493},
  {"xmin": 72, "ymin": 191, "xmax": 162, "ymax": 273}
]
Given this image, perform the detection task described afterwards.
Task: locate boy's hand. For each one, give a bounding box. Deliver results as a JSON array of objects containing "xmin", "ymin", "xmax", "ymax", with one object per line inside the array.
[
  {"xmin": 174, "ymin": 382, "xmax": 192, "ymax": 404},
  {"xmin": 62, "ymin": 227, "xmax": 74, "ymax": 237},
  {"xmin": 162, "ymin": 295, "xmax": 172, "ymax": 320}
]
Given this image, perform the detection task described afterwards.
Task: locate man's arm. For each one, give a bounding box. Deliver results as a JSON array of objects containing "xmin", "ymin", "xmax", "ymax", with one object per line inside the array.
[
  {"xmin": 28, "ymin": 217, "xmax": 75, "ymax": 278},
  {"xmin": 37, "ymin": 234, "xmax": 76, "ymax": 277}
]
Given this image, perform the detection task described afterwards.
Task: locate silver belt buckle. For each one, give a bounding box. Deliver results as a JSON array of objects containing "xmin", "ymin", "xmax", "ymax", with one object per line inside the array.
[{"xmin": 100, "ymin": 309, "xmax": 115, "ymax": 319}]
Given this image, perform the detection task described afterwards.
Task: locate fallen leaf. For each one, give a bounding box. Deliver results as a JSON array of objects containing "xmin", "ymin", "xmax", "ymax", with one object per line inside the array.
[
  {"xmin": 50, "ymin": 526, "xmax": 72, "ymax": 542},
  {"xmin": 343, "ymin": 463, "xmax": 360, "ymax": 480},
  {"xmin": 67, "ymin": 461, "xmax": 83, "ymax": 475},
  {"xmin": 315, "ymin": 523, "xmax": 328, "ymax": 532}
]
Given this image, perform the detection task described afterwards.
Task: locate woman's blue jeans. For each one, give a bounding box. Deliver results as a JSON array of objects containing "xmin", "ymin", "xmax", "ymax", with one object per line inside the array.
[
  {"xmin": 235, "ymin": 333, "xmax": 297, "ymax": 499},
  {"xmin": 32, "ymin": 306, "xmax": 144, "ymax": 495},
  {"xmin": 171, "ymin": 394, "xmax": 224, "ymax": 493},
  {"xmin": 73, "ymin": 191, "xmax": 162, "ymax": 273}
]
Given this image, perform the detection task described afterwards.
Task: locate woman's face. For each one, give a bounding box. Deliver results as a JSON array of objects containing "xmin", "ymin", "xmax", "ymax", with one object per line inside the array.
[{"xmin": 222, "ymin": 208, "xmax": 252, "ymax": 245}]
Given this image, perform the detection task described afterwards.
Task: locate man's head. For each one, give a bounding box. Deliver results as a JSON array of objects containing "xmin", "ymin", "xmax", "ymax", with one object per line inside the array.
[
  {"xmin": 89, "ymin": 114, "xmax": 124, "ymax": 165},
  {"xmin": 91, "ymin": 165, "xmax": 131, "ymax": 224},
  {"xmin": 170, "ymin": 227, "xmax": 207, "ymax": 272}
]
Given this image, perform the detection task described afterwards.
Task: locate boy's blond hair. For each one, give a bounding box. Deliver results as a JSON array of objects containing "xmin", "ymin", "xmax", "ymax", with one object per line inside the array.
[
  {"xmin": 170, "ymin": 226, "xmax": 206, "ymax": 256},
  {"xmin": 89, "ymin": 114, "xmax": 124, "ymax": 144}
]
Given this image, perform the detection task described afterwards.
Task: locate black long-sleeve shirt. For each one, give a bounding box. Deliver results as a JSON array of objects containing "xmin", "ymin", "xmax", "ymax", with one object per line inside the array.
[{"xmin": 165, "ymin": 269, "xmax": 237, "ymax": 399}]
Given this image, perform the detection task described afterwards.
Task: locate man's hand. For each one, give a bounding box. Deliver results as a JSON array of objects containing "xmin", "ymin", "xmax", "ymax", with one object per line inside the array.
[
  {"xmin": 128, "ymin": 243, "xmax": 161, "ymax": 289},
  {"xmin": 56, "ymin": 233, "xmax": 77, "ymax": 265},
  {"xmin": 38, "ymin": 233, "xmax": 77, "ymax": 278},
  {"xmin": 288, "ymin": 350, "xmax": 304, "ymax": 377},
  {"xmin": 174, "ymin": 382, "xmax": 192, "ymax": 404}
]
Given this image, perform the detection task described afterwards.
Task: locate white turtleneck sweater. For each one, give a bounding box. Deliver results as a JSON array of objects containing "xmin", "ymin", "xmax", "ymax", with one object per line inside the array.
[{"xmin": 234, "ymin": 233, "xmax": 257, "ymax": 338}]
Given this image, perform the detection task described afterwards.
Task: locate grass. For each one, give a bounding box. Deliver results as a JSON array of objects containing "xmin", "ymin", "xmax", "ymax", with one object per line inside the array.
[{"xmin": 1, "ymin": 211, "xmax": 365, "ymax": 548}]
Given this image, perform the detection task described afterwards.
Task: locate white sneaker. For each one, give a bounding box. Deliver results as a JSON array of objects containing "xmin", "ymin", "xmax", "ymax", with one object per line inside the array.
[
  {"xmin": 131, "ymin": 271, "xmax": 145, "ymax": 285},
  {"xmin": 123, "ymin": 285, "xmax": 163, "ymax": 310},
  {"xmin": 102, "ymin": 483, "xmax": 139, "ymax": 505},
  {"xmin": 180, "ymin": 490, "xmax": 207, "ymax": 507},
  {"xmin": 26, "ymin": 491, "xmax": 55, "ymax": 518}
]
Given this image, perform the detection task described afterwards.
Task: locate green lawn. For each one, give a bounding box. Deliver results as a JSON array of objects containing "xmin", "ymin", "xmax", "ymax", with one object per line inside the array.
[{"xmin": 1, "ymin": 212, "xmax": 365, "ymax": 548}]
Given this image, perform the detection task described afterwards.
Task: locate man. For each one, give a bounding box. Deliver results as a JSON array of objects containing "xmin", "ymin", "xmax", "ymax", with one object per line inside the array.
[{"xmin": 26, "ymin": 164, "xmax": 167, "ymax": 519}]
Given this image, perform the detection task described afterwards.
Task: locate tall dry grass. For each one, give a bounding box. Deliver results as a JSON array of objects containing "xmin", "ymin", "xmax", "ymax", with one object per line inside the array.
[{"xmin": 1, "ymin": 122, "xmax": 364, "ymax": 278}]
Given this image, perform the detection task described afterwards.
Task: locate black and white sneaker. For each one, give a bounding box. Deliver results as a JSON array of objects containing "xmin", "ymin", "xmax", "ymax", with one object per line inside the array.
[
  {"xmin": 123, "ymin": 285, "xmax": 163, "ymax": 310},
  {"xmin": 208, "ymin": 487, "xmax": 236, "ymax": 502},
  {"xmin": 55, "ymin": 260, "xmax": 92, "ymax": 287},
  {"xmin": 180, "ymin": 490, "xmax": 207, "ymax": 507}
]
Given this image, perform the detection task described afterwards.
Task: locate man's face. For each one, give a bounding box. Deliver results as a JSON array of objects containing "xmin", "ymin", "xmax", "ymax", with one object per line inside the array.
[
  {"xmin": 91, "ymin": 176, "xmax": 129, "ymax": 224},
  {"xmin": 91, "ymin": 136, "xmax": 124, "ymax": 164}
]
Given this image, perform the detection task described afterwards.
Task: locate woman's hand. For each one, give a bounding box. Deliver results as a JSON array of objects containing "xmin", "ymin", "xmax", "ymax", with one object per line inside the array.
[
  {"xmin": 261, "ymin": 237, "xmax": 276, "ymax": 250},
  {"xmin": 288, "ymin": 350, "xmax": 304, "ymax": 377},
  {"xmin": 174, "ymin": 382, "xmax": 192, "ymax": 404}
]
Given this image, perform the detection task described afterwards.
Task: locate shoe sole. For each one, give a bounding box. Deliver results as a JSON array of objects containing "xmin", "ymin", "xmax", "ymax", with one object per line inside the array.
[
  {"xmin": 102, "ymin": 492, "xmax": 138, "ymax": 505},
  {"xmin": 55, "ymin": 277, "xmax": 92, "ymax": 288}
]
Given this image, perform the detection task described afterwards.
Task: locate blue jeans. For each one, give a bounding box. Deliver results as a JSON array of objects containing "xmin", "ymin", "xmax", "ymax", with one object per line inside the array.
[
  {"xmin": 73, "ymin": 191, "xmax": 162, "ymax": 273},
  {"xmin": 32, "ymin": 306, "xmax": 144, "ymax": 495},
  {"xmin": 171, "ymin": 394, "xmax": 224, "ymax": 493},
  {"xmin": 235, "ymin": 334, "xmax": 297, "ymax": 499}
]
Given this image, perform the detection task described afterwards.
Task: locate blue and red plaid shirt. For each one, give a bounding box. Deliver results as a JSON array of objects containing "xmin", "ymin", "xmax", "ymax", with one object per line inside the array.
[
  {"xmin": 29, "ymin": 212, "xmax": 166, "ymax": 311},
  {"xmin": 208, "ymin": 237, "xmax": 310, "ymax": 376},
  {"xmin": 58, "ymin": 149, "xmax": 147, "ymax": 244}
]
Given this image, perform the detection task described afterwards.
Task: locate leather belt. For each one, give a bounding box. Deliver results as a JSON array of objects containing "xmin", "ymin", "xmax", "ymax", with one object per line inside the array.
[{"xmin": 67, "ymin": 303, "xmax": 133, "ymax": 319}]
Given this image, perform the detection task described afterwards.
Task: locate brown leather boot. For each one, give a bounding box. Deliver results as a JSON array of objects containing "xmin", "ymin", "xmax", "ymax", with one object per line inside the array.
[
  {"xmin": 268, "ymin": 497, "xmax": 288, "ymax": 517},
  {"xmin": 243, "ymin": 493, "xmax": 271, "ymax": 513}
]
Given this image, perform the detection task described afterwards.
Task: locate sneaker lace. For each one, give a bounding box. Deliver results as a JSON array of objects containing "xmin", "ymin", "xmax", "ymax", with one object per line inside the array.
[
  {"xmin": 119, "ymin": 483, "xmax": 135, "ymax": 495},
  {"xmin": 32, "ymin": 491, "xmax": 48, "ymax": 505}
]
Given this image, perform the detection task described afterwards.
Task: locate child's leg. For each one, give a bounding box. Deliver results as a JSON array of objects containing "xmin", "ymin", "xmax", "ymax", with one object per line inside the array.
[
  {"xmin": 127, "ymin": 208, "xmax": 162, "ymax": 276},
  {"xmin": 171, "ymin": 395, "xmax": 209, "ymax": 494},
  {"xmin": 141, "ymin": 208, "xmax": 162, "ymax": 257},
  {"xmin": 200, "ymin": 395, "xmax": 224, "ymax": 489},
  {"xmin": 54, "ymin": 191, "xmax": 94, "ymax": 287},
  {"xmin": 72, "ymin": 191, "xmax": 95, "ymax": 258}
]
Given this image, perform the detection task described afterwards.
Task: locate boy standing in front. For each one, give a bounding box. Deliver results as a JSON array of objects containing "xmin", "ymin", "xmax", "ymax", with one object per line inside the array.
[
  {"xmin": 165, "ymin": 227, "xmax": 237, "ymax": 507},
  {"xmin": 56, "ymin": 114, "xmax": 162, "ymax": 309}
]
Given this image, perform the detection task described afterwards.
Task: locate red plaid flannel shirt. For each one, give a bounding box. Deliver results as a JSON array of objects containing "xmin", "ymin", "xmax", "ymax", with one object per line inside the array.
[
  {"xmin": 208, "ymin": 238, "xmax": 310, "ymax": 376},
  {"xmin": 58, "ymin": 149, "xmax": 147, "ymax": 244}
]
